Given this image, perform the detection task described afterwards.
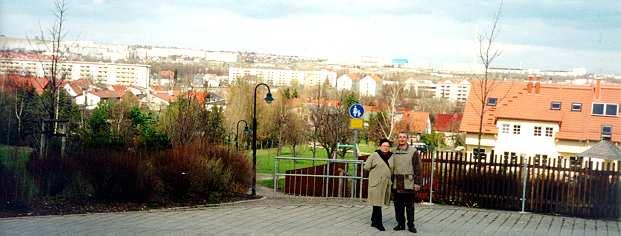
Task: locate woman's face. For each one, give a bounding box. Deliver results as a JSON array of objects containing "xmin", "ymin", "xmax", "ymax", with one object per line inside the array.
[{"xmin": 379, "ymin": 142, "xmax": 391, "ymax": 153}]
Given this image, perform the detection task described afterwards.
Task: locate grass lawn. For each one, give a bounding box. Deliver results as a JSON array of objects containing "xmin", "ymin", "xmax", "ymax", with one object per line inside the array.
[
  {"xmin": 0, "ymin": 145, "xmax": 33, "ymax": 171},
  {"xmin": 247, "ymin": 142, "xmax": 378, "ymax": 174},
  {"xmin": 257, "ymin": 178, "xmax": 285, "ymax": 189},
  {"xmin": 0, "ymin": 145, "xmax": 37, "ymax": 201}
]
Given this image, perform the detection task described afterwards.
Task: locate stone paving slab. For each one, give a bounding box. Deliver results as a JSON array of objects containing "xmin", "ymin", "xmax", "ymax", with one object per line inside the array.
[
  {"xmin": 2, "ymin": 202, "xmax": 619, "ymax": 236},
  {"xmin": 1, "ymin": 186, "xmax": 619, "ymax": 235}
]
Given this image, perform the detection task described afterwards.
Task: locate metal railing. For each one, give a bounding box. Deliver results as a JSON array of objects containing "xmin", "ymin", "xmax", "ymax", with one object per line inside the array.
[{"xmin": 273, "ymin": 156, "xmax": 367, "ymax": 199}]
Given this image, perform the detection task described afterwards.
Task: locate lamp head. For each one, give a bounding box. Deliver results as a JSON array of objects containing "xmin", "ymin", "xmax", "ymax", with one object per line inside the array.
[{"xmin": 264, "ymin": 92, "xmax": 274, "ymax": 104}]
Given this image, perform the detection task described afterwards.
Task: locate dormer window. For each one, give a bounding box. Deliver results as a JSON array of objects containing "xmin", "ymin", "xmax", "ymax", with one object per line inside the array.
[
  {"xmin": 602, "ymin": 125, "xmax": 612, "ymax": 141},
  {"xmin": 487, "ymin": 97, "xmax": 497, "ymax": 106},
  {"xmin": 550, "ymin": 101, "xmax": 561, "ymax": 110}
]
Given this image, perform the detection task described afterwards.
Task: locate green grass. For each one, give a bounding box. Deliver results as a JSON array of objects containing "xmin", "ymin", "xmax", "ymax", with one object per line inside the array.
[
  {"xmin": 0, "ymin": 145, "xmax": 32, "ymax": 171},
  {"xmin": 247, "ymin": 142, "xmax": 378, "ymax": 174},
  {"xmin": 0, "ymin": 145, "xmax": 37, "ymax": 201},
  {"xmin": 257, "ymin": 178, "xmax": 285, "ymax": 189}
]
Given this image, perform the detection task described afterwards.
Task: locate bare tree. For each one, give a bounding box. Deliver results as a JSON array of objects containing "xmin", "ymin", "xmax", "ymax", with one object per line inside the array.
[
  {"xmin": 472, "ymin": 0, "xmax": 504, "ymax": 152},
  {"xmin": 282, "ymin": 111, "xmax": 306, "ymax": 156},
  {"xmin": 378, "ymin": 78, "xmax": 407, "ymax": 139},
  {"xmin": 31, "ymin": 0, "xmax": 70, "ymax": 133},
  {"xmin": 311, "ymin": 106, "xmax": 352, "ymax": 158},
  {"xmin": 272, "ymin": 87, "xmax": 299, "ymax": 155},
  {"xmin": 14, "ymin": 91, "xmax": 25, "ymax": 139}
]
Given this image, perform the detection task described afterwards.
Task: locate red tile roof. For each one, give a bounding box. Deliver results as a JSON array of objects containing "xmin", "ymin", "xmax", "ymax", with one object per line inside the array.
[
  {"xmin": 64, "ymin": 79, "xmax": 90, "ymax": 96},
  {"xmin": 396, "ymin": 111, "xmax": 430, "ymax": 134},
  {"xmin": 0, "ymin": 51, "xmax": 51, "ymax": 61},
  {"xmin": 433, "ymin": 113, "xmax": 463, "ymax": 132},
  {"xmin": 460, "ymin": 80, "xmax": 621, "ymax": 142},
  {"xmin": 93, "ymin": 89, "xmax": 122, "ymax": 99},
  {"xmin": 160, "ymin": 70, "xmax": 175, "ymax": 80},
  {"xmin": 303, "ymin": 98, "xmax": 341, "ymax": 107},
  {"xmin": 0, "ymin": 75, "xmax": 49, "ymax": 95}
]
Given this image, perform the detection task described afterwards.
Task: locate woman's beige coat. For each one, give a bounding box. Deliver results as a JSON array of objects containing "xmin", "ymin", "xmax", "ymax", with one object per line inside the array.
[{"xmin": 364, "ymin": 152, "xmax": 392, "ymax": 206}]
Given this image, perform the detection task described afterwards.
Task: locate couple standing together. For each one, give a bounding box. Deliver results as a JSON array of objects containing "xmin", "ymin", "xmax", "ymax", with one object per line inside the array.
[{"xmin": 363, "ymin": 132, "xmax": 422, "ymax": 233}]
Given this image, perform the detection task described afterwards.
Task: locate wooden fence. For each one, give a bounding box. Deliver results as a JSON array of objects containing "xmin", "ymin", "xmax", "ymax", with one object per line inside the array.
[
  {"xmin": 280, "ymin": 151, "xmax": 620, "ymax": 218},
  {"xmin": 418, "ymin": 151, "xmax": 621, "ymax": 219}
]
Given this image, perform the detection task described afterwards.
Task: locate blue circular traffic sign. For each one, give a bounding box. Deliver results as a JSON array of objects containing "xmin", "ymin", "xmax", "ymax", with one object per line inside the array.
[{"xmin": 348, "ymin": 103, "xmax": 365, "ymax": 118}]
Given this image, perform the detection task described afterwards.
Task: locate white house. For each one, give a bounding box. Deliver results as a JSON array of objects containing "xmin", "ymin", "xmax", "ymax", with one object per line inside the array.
[
  {"xmin": 75, "ymin": 92, "xmax": 101, "ymax": 110},
  {"xmin": 332, "ymin": 74, "xmax": 357, "ymax": 91},
  {"xmin": 460, "ymin": 79, "xmax": 621, "ymax": 169},
  {"xmin": 358, "ymin": 75, "xmax": 380, "ymax": 97}
]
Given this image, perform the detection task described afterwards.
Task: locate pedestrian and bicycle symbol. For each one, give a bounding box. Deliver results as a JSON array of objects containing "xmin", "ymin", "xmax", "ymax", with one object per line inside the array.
[{"xmin": 348, "ymin": 103, "xmax": 364, "ymax": 119}]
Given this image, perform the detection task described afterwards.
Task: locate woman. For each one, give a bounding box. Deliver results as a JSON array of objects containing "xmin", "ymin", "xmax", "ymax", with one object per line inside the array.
[{"xmin": 363, "ymin": 138, "xmax": 393, "ymax": 231}]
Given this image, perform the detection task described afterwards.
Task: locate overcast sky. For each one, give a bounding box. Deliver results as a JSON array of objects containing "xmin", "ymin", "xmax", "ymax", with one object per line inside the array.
[{"xmin": 1, "ymin": 0, "xmax": 620, "ymax": 73}]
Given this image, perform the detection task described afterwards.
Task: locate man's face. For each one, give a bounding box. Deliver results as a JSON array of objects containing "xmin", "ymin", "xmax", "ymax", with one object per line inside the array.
[{"xmin": 398, "ymin": 133, "xmax": 408, "ymax": 146}]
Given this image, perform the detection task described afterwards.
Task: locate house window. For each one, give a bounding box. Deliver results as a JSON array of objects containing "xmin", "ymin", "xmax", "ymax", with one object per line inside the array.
[
  {"xmin": 513, "ymin": 125, "xmax": 521, "ymax": 135},
  {"xmin": 503, "ymin": 152, "xmax": 518, "ymax": 164},
  {"xmin": 534, "ymin": 154, "xmax": 549, "ymax": 166},
  {"xmin": 606, "ymin": 104, "xmax": 618, "ymax": 116},
  {"xmin": 550, "ymin": 101, "xmax": 561, "ymax": 110},
  {"xmin": 545, "ymin": 127, "xmax": 553, "ymax": 137},
  {"xmin": 487, "ymin": 97, "xmax": 497, "ymax": 106},
  {"xmin": 571, "ymin": 103, "xmax": 582, "ymax": 112},
  {"xmin": 602, "ymin": 125, "xmax": 612, "ymax": 141},
  {"xmin": 501, "ymin": 124, "xmax": 510, "ymax": 134},
  {"xmin": 592, "ymin": 103, "xmax": 618, "ymax": 116},
  {"xmin": 474, "ymin": 148, "xmax": 486, "ymax": 159},
  {"xmin": 570, "ymin": 156, "xmax": 583, "ymax": 169},
  {"xmin": 534, "ymin": 126, "xmax": 542, "ymax": 136}
]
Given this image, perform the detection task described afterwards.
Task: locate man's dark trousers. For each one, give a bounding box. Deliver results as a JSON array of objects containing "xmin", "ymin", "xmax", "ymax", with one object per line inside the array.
[{"xmin": 393, "ymin": 192, "xmax": 415, "ymax": 228}]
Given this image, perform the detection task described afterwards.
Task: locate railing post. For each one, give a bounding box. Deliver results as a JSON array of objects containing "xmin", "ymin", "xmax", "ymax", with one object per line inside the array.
[
  {"xmin": 359, "ymin": 161, "xmax": 363, "ymax": 199},
  {"xmin": 423, "ymin": 151, "xmax": 435, "ymax": 205},
  {"xmin": 520, "ymin": 154, "xmax": 528, "ymax": 213},
  {"xmin": 273, "ymin": 157, "xmax": 278, "ymax": 198}
]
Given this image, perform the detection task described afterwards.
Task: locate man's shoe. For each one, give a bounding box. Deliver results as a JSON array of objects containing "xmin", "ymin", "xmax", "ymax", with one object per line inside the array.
[
  {"xmin": 393, "ymin": 225, "xmax": 405, "ymax": 231},
  {"xmin": 372, "ymin": 224, "xmax": 386, "ymax": 231},
  {"xmin": 408, "ymin": 226, "xmax": 417, "ymax": 233}
]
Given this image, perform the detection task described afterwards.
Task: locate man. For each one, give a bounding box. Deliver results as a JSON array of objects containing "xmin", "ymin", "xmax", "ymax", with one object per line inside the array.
[{"xmin": 388, "ymin": 132, "xmax": 422, "ymax": 233}]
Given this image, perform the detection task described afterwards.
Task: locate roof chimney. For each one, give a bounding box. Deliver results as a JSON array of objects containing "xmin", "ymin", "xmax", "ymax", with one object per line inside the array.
[{"xmin": 594, "ymin": 79, "xmax": 601, "ymax": 99}]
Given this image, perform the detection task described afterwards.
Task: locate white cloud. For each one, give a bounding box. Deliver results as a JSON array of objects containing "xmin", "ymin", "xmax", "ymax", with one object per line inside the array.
[{"xmin": 2, "ymin": 0, "xmax": 619, "ymax": 73}]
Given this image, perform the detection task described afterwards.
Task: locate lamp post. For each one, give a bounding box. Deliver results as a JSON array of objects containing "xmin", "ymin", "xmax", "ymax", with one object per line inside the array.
[
  {"xmin": 252, "ymin": 83, "xmax": 273, "ymax": 196},
  {"xmin": 236, "ymin": 120, "xmax": 249, "ymax": 151}
]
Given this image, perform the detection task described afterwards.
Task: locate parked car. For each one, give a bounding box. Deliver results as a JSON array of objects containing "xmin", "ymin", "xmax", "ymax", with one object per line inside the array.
[{"xmin": 410, "ymin": 142, "xmax": 428, "ymax": 152}]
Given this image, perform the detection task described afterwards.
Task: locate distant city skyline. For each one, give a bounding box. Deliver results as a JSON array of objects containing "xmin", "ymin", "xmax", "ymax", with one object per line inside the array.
[{"xmin": 1, "ymin": 0, "xmax": 620, "ymax": 73}]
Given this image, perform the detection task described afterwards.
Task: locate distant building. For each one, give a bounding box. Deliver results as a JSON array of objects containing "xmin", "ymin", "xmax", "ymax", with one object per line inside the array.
[
  {"xmin": 75, "ymin": 89, "xmax": 124, "ymax": 110},
  {"xmin": 403, "ymin": 78, "xmax": 469, "ymax": 102},
  {"xmin": 358, "ymin": 75, "xmax": 381, "ymax": 97},
  {"xmin": 228, "ymin": 67, "xmax": 336, "ymax": 87},
  {"xmin": 396, "ymin": 111, "xmax": 431, "ymax": 135},
  {"xmin": 0, "ymin": 55, "xmax": 151, "ymax": 88},
  {"xmin": 433, "ymin": 113, "xmax": 463, "ymax": 147},
  {"xmin": 434, "ymin": 79, "xmax": 470, "ymax": 102},
  {"xmin": 0, "ymin": 75, "xmax": 48, "ymax": 95},
  {"xmin": 332, "ymin": 74, "xmax": 359, "ymax": 91}
]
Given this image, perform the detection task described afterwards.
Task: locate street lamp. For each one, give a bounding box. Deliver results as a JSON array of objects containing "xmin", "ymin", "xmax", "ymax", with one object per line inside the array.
[
  {"xmin": 236, "ymin": 120, "xmax": 250, "ymax": 151},
  {"xmin": 252, "ymin": 83, "xmax": 273, "ymax": 196}
]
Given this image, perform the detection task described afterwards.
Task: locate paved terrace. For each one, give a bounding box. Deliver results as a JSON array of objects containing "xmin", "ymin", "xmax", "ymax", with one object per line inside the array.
[{"xmin": 1, "ymin": 186, "xmax": 619, "ymax": 235}]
